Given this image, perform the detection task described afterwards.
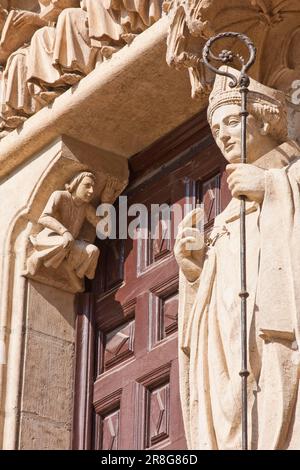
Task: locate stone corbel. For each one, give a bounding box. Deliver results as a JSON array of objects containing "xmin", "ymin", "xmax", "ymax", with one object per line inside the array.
[{"xmin": 23, "ymin": 136, "xmax": 128, "ymax": 293}]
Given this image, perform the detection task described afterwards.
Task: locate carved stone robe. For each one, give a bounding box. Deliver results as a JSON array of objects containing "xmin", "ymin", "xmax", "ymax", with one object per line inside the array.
[
  {"xmin": 1, "ymin": 0, "xmax": 162, "ymax": 123},
  {"xmin": 1, "ymin": 46, "xmax": 40, "ymax": 121},
  {"xmin": 27, "ymin": 190, "xmax": 99, "ymax": 282},
  {"xmin": 28, "ymin": 0, "xmax": 163, "ymax": 84},
  {"xmin": 0, "ymin": 1, "xmax": 50, "ymax": 122},
  {"xmin": 1, "ymin": 1, "xmax": 96, "ymax": 122},
  {"xmin": 0, "ymin": 1, "xmax": 54, "ymax": 123},
  {"xmin": 179, "ymin": 140, "xmax": 300, "ymax": 450},
  {"xmin": 83, "ymin": 0, "xmax": 162, "ymax": 47}
]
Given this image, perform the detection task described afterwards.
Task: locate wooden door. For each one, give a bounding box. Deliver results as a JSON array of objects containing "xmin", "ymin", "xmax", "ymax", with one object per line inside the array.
[{"xmin": 73, "ymin": 115, "xmax": 231, "ymax": 450}]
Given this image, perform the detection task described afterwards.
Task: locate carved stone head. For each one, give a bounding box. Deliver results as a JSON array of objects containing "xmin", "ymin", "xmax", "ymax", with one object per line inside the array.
[
  {"xmin": 65, "ymin": 171, "xmax": 96, "ymax": 203},
  {"xmin": 208, "ymin": 66, "xmax": 289, "ymax": 163}
]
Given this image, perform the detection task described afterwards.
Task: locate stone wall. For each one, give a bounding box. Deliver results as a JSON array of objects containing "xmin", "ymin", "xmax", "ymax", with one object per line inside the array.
[{"xmin": 18, "ymin": 281, "xmax": 75, "ymax": 450}]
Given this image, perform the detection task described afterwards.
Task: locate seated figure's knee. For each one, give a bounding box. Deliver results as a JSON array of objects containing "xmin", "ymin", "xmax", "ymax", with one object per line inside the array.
[
  {"xmin": 57, "ymin": 236, "xmax": 67, "ymax": 249},
  {"xmin": 86, "ymin": 244, "xmax": 100, "ymax": 259},
  {"xmin": 4, "ymin": 51, "xmax": 26, "ymax": 78},
  {"xmin": 56, "ymin": 7, "xmax": 89, "ymax": 45}
]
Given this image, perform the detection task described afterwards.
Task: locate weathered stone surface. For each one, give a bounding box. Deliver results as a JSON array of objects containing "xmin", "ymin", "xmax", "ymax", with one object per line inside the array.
[
  {"xmin": 19, "ymin": 413, "xmax": 71, "ymax": 450},
  {"xmin": 27, "ymin": 281, "xmax": 75, "ymax": 342},
  {"xmin": 21, "ymin": 329, "xmax": 75, "ymax": 424}
]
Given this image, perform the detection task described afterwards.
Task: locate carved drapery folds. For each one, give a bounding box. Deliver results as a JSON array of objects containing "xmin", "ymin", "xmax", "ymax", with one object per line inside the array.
[
  {"xmin": 0, "ymin": 0, "xmax": 163, "ymax": 137},
  {"xmin": 165, "ymin": 0, "xmax": 300, "ymax": 104}
]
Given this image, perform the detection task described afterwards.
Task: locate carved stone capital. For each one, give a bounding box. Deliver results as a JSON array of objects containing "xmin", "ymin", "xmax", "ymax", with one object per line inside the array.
[{"xmin": 165, "ymin": 0, "xmax": 300, "ymax": 104}]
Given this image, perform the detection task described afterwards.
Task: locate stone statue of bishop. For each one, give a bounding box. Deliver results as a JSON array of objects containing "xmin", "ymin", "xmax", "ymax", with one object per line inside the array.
[{"xmin": 175, "ymin": 66, "xmax": 300, "ymax": 450}]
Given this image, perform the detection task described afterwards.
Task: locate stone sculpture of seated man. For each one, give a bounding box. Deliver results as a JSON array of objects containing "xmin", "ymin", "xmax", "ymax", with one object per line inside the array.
[{"xmin": 26, "ymin": 171, "xmax": 117, "ymax": 292}]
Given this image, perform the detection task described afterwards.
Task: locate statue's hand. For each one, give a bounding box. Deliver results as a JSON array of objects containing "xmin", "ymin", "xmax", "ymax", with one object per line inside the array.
[
  {"xmin": 101, "ymin": 177, "xmax": 117, "ymax": 203},
  {"xmin": 12, "ymin": 11, "xmax": 45, "ymax": 29},
  {"xmin": 62, "ymin": 231, "xmax": 74, "ymax": 250},
  {"xmin": 226, "ymin": 163, "xmax": 265, "ymax": 203},
  {"xmin": 174, "ymin": 209, "xmax": 205, "ymax": 283}
]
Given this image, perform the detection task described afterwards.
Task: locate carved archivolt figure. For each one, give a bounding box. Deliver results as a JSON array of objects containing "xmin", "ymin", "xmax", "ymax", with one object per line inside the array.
[
  {"xmin": 0, "ymin": 1, "xmax": 50, "ymax": 132},
  {"xmin": 84, "ymin": 0, "xmax": 163, "ymax": 44},
  {"xmin": 0, "ymin": 1, "xmax": 78, "ymax": 133},
  {"xmin": 26, "ymin": 171, "xmax": 117, "ymax": 292},
  {"xmin": 26, "ymin": 0, "xmax": 162, "ymax": 100},
  {"xmin": 0, "ymin": 0, "xmax": 162, "ymax": 135},
  {"xmin": 175, "ymin": 66, "xmax": 300, "ymax": 449},
  {"xmin": 27, "ymin": 2, "xmax": 99, "ymax": 104},
  {"xmin": 0, "ymin": 1, "xmax": 97, "ymax": 132}
]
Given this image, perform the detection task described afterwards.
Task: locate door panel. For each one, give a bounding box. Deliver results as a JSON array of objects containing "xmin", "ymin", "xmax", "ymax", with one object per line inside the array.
[{"xmin": 73, "ymin": 121, "xmax": 230, "ymax": 450}]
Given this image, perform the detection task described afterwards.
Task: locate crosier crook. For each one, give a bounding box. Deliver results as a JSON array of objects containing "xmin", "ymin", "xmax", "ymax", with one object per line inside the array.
[{"xmin": 202, "ymin": 32, "xmax": 256, "ymax": 451}]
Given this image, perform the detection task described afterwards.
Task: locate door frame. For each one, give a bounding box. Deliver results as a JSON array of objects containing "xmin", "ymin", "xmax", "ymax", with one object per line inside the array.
[{"xmin": 72, "ymin": 293, "xmax": 95, "ymax": 450}]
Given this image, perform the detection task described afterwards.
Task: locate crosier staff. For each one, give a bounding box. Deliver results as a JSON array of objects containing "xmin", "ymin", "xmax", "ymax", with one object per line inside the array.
[{"xmin": 202, "ymin": 32, "xmax": 256, "ymax": 451}]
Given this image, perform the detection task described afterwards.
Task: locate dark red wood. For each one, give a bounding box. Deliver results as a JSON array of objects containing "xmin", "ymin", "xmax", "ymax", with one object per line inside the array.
[{"xmin": 73, "ymin": 112, "xmax": 231, "ymax": 449}]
